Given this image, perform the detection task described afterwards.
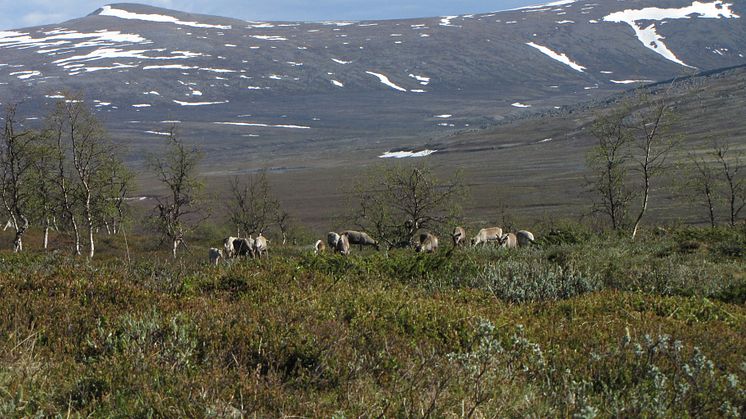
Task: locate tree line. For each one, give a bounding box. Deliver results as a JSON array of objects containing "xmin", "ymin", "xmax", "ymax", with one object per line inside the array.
[
  {"xmin": 0, "ymin": 94, "xmax": 295, "ymax": 258},
  {"xmin": 1, "ymin": 87, "xmax": 744, "ymax": 258},
  {"xmin": 0, "ymin": 95, "xmax": 130, "ymax": 257},
  {"xmin": 587, "ymin": 87, "xmax": 745, "ymax": 237}
]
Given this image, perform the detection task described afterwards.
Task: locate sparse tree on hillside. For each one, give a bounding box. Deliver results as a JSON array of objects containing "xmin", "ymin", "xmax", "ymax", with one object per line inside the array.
[
  {"xmin": 28, "ymin": 133, "xmax": 58, "ymax": 249},
  {"xmin": 587, "ymin": 107, "xmax": 634, "ymax": 231},
  {"xmin": 149, "ymin": 128, "xmax": 207, "ymax": 258},
  {"xmin": 587, "ymin": 90, "xmax": 677, "ymax": 238},
  {"xmin": 44, "ymin": 94, "xmax": 128, "ymax": 258},
  {"xmin": 714, "ymin": 142, "xmax": 745, "ymax": 227},
  {"xmin": 274, "ymin": 208, "xmax": 291, "ymax": 245},
  {"xmin": 687, "ymin": 150, "xmax": 719, "ymax": 228},
  {"xmin": 627, "ymin": 91, "xmax": 678, "ymax": 240},
  {"xmin": 349, "ymin": 164, "xmax": 467, "ymax": 249},
  {"xmin": 68, "ymin": 102, "xmax": 117, "ymax": 258},
  {"xmin": 227, "ymin": 170, "xmax": 281, "ymax": 237},
  {"xmin": 45, "ymin": 97, "xmax": 83, "ymax": 255},
  {"xmin": 99, "ymin": 159, "xmax": 133, "ymax": 235},
  {"xmin": 0, "ymin": 104, "xmax": 36, "ymax": 252}
]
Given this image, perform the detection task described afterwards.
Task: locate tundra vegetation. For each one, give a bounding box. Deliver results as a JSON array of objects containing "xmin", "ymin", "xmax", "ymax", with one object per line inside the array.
[{"xmin": 0, "ymin": 94, "xmax": 744, "ymax": 417}]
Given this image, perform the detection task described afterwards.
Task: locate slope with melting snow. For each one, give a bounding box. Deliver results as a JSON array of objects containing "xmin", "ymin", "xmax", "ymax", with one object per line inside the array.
[
  {"xmin": 603, "ymin": 1, "xmax": 740, "ymax": 68},
  {"xmin": 0, "ymin": 0, "xmax": 743, "ymax": 154}
]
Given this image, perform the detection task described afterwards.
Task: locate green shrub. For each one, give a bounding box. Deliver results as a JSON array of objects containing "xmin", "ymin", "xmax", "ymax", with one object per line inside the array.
[
  {"xmin": 538, "ymin": 225, "xmax": 594, "ymax": 246},
  {"xmin": 83, "ymin": 310, "xmax": 199, "ymax": 370}
]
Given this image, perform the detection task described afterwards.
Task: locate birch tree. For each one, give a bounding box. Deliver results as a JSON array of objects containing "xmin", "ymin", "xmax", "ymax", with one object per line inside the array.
[
  {"xmin": 587, "ymin": 108, "xmax": 634, "ymax": 231},
  {"xmin": 587, "ymin": 90, "xmax": 677, "ymax": 238},
  {"xmin": 714, "ymin": 142, "xmax": 745, "ymax": 227},
  {"xmin": 45, "ymin": 98, "xmax": 83, "ymax": 255},
  {"xmin": 149, "ymin": 128, "xmax": 206, "ymax": 258},
  {"xmin": 350, "ymin": 164, "xmax": 466, "ymax": 249},
  {"xmin": 0, "ymin": 104, "xmax": 36, "ymax": 252},
  {"xmin": 44, "ymin": 93, "xmax": 128, "ymax": 257},
  {"xmin": 227, "ymin": 170, "xmax": 280, "ymax": 237},
  {"xmin": 627, "ymin": 92, "xmax": 677, "ymax": 240},
  {"xmin": 687, "ymin": 151, "xmax": 719, "ymax": 228},
  {"xmin": 29, "ymin": 134, "xmax": 57, "ymax": 249}
]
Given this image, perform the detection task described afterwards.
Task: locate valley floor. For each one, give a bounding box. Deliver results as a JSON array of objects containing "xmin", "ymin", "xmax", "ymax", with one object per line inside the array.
[{"xmin": 129, "ymin": 66, "xmax": 746, "ymax": 229}]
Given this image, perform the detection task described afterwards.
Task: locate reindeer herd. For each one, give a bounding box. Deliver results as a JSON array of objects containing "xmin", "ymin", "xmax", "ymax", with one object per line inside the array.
[{"xmin": 208, "ymin": 226, "xmax": 536, "ymax": 265}]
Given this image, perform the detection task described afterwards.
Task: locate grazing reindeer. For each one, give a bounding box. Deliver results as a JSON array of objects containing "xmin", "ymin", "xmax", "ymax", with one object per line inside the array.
[
  {"xmin": 415, "ymin": 232, "xmax": 439, "ymax": 253},
  {"xmin": 208, "ymin": 248, "xmax": 224, "ymax": 265},
  {"xmin": 341, "ymin": 230, "xmax": 380, "ymax": 251},
  {"xmin": 516, "ymin": 230, "xmax": 536, "ymax": 247},
  {"xmin": 452, "ymin": 226, "xmax": 466, "ymax": 247},
  {"xmin": 471, "ymin": 227, "xmax": 503, "ymax": 246},
  {"xmin": 336, "ymin": 233, "xmax": 351, "ymax": 256}
]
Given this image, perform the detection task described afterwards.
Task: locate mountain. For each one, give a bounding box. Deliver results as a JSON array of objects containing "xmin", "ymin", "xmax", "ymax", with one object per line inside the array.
[
  {"xmin": 0, "ymin": 1, "xmax": 743, "ymax": 164},
  {"xmin": 0, "ymin": 1, "xmax": 744, "ymax": 225}
]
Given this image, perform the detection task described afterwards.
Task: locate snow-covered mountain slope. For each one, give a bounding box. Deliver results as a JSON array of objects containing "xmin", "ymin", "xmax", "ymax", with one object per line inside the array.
[{"xmin": 0, "ymin": 1, "xmax": 743, "ymax": 167}]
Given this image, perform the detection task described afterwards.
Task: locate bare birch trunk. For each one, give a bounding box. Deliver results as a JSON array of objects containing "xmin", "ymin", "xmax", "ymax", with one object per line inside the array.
[
  {"xmin": 631, "ymin": 171, "xmax": 650, "ymax": 240},
  {"xmin": 72, "ymin": 216, "xmax": 81, "ymax": 256},
  {"xmin": 88, "ymin": 223, "xmax": 95, "ymax": 259},
  {"xmin": 43, "ymin": 219, "xmax": 49, "ymax": 250},
  {"xmin": 172, "ymin": 239, "xmax": 179, "ymax": 259}
]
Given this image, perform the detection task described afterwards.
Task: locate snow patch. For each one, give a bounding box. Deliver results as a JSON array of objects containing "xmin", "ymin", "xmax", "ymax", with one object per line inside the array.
[
  {"xmin": 246, "ymin": 22, "xmax": 275, "ymax": 28},
  {"xmin": 251, "ymin": 35, "xmax": 288, "ymax": 41},
  {"xmin": 507, "ymin": 0, "xmax": 578, "ymax": 12},
  {"xmin": 79, "ymin": 63, "xmax": 138, "ymax": 73},
  {"xmin": 610, "ymin": 79, "xmax": 654, "ymax": 84},
  {"xmin": 380, "ymin": 150, "xmax": 437, "ymax": 159},
  {"xmin": 526, "ymin": 42, "xmax": 586, "ymax": 72},
  {"xmin": 98, "ymin": 5, "xmax": 231, "ymax": 29},
  {"xmin": 409, "ymin": 74, "xmax": 430, "ymax": 85},
  {"xmin": 10, "ymin": 70, "xmax": 41, "ymax": 80},
  {"xmin": 214, "ymin": 122, "xmax": 311, "ymax": 129},
  {"xmin": 439, "ymin": 16, "xmax": 461, "ymax": 27},
  {"xmin": 142, "ymin": 64, "xmax": 235, "ymax": 73},
  {"xmin": 365, "ymin": 71, "xmax": 407, "ymax": 92},
  {"xmin": 53, "ymin": 49, "xmax": 205, "ymax": 70},
  {"xmin": 173, "ymin": 100, "xmax": 228, "ymax": 106}
]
